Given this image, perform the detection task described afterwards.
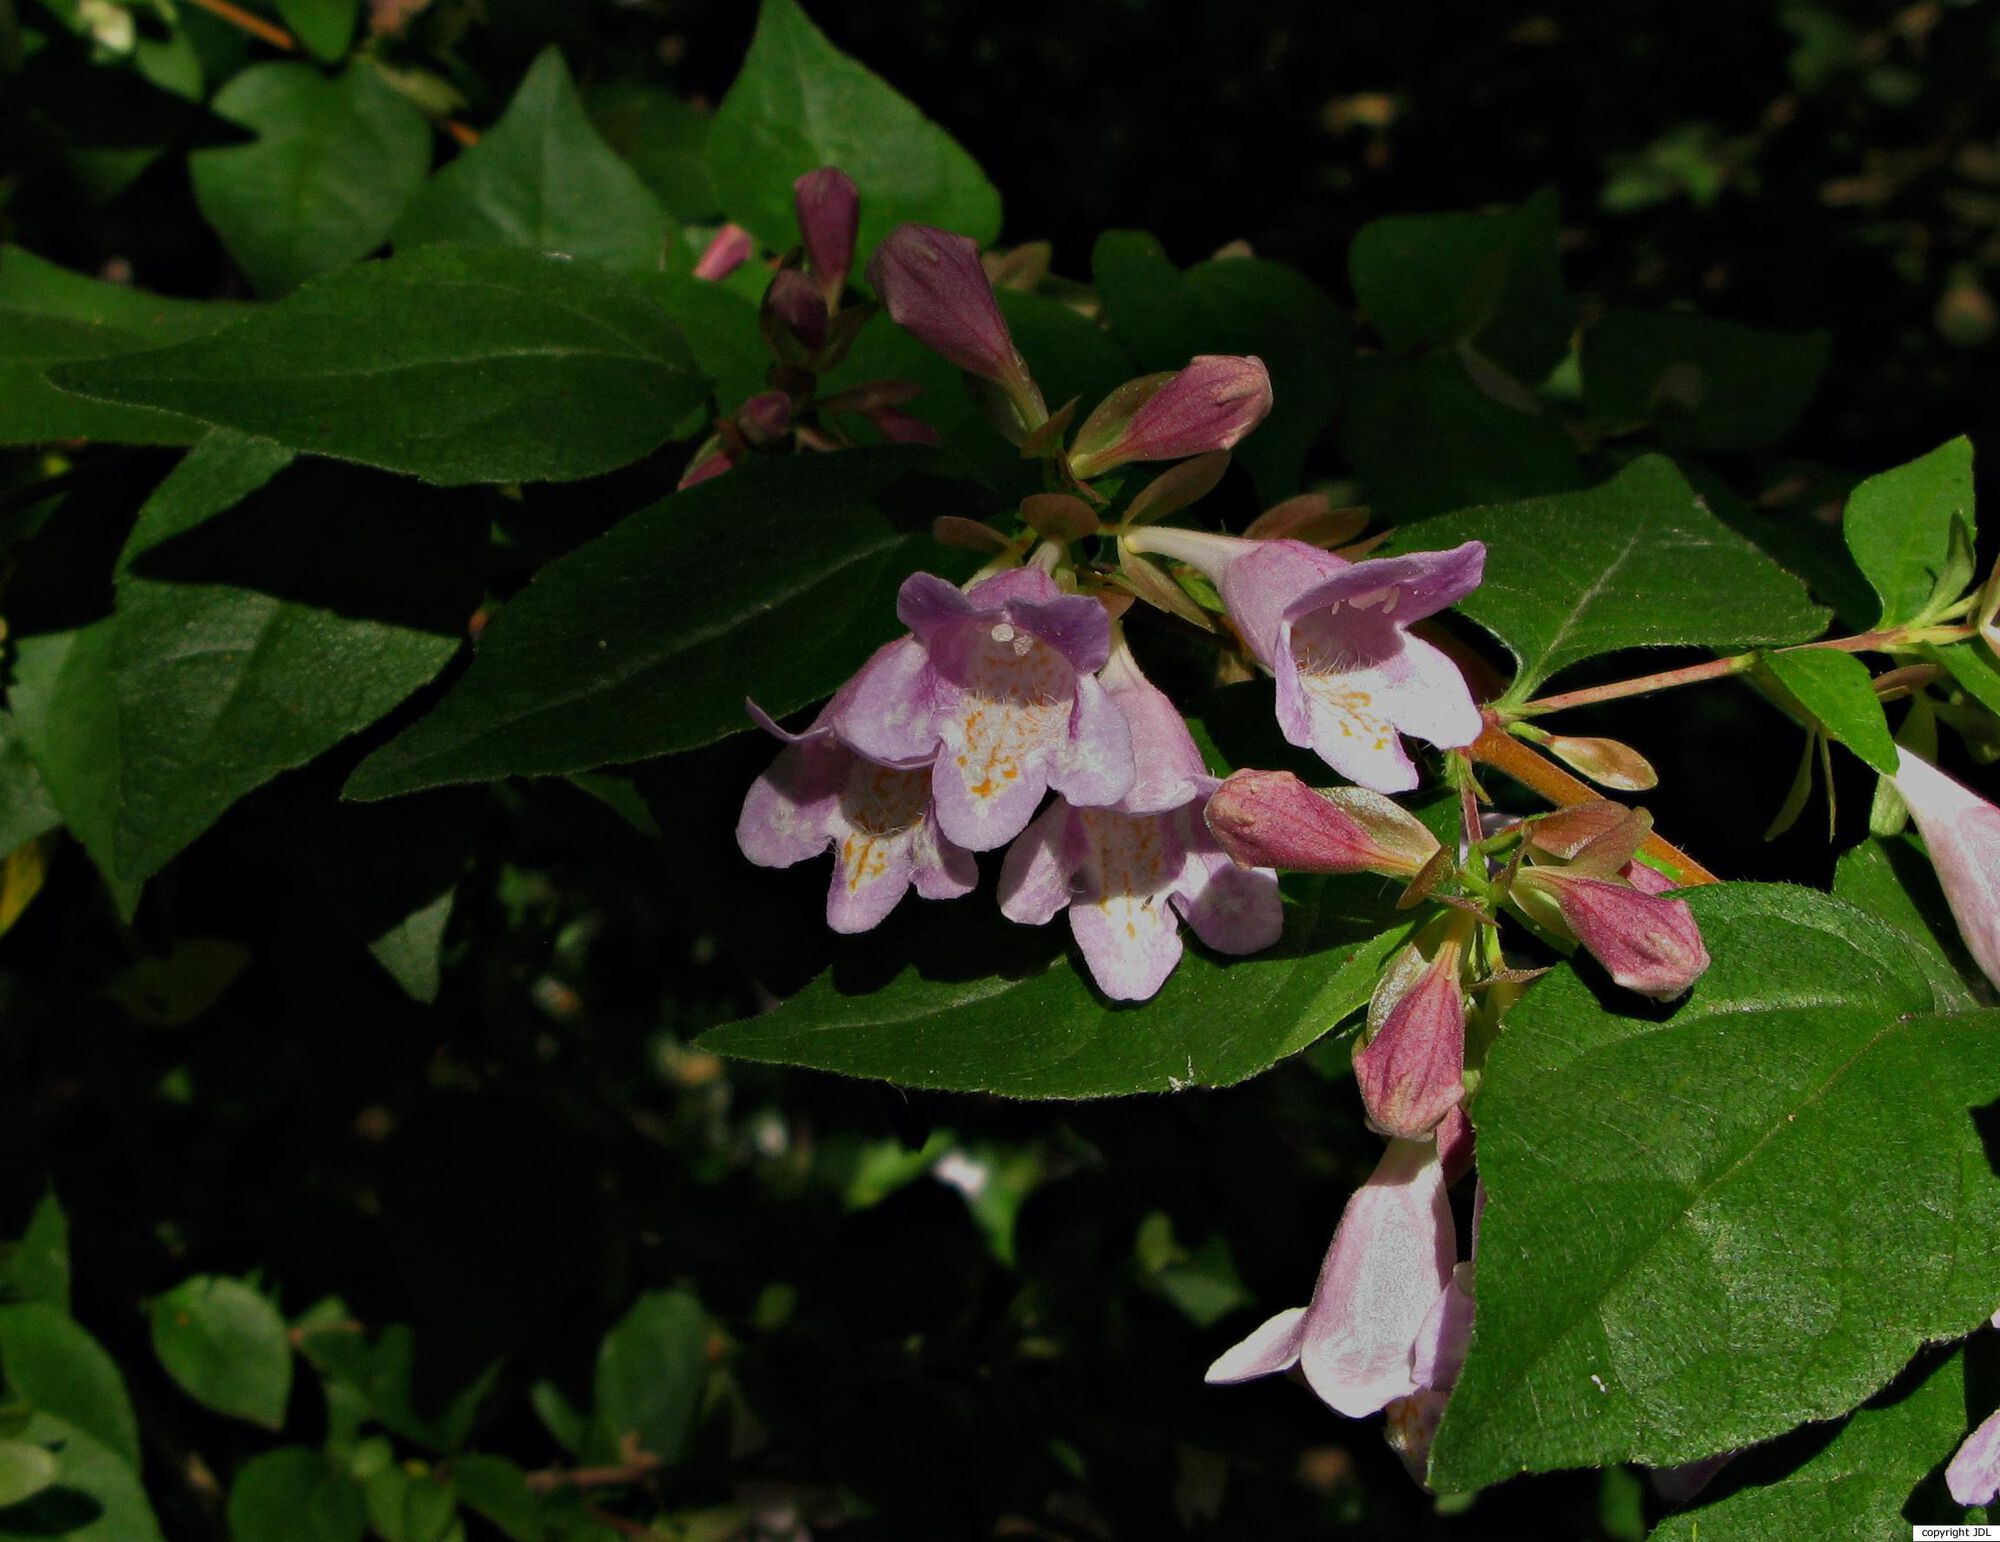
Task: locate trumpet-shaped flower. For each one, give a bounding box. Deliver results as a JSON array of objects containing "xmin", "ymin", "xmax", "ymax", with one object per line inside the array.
[
  {"xmin": 1124, "ymin": 532, "xmax": 1486, "ymax": 793},
  {"xmin": 1205, "ymin": 1139, "xmax": 1454, "ymax": 1417},
  {"xmin": 998, "ymin": 643, "xmax": 1281, "ymax": 999},
  {"xmin": 834, "ymin": 568, "xmax": 1134, "ymax": 852},
  {"xmin": 737, "ymin": 672, "xmax": 975, "ymax": 933},
  {"xmin": 1891, "ymin": 747, "xmax": 2000, "ymax": 991}
]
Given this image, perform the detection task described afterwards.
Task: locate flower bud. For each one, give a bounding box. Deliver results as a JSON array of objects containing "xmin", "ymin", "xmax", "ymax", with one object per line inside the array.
[
  {"xmin": 1514, "ymin": 867, "xmax": 1709, "ymax": 999},
  {"xmin": 678, "ymin": 442, "xmax": 734, "ymax": 490},
  {"xmin": 694, "ymin": 222, "xmax": 753, "ymax": 282},
  {"xmin": 737, "ymin": 391, "xmax": 792, "ymax": 447},
  {"xmin": 868, "ymin": 224, "xmax": 1045, "ymax": 426},
  {"xmin": 1204, "ymin": 770, "xmax": 1440, "ymax": 877},
  {"xmin": 1539, "ymin": 733, "xmax": 1658, "ymax": 791},
  {"xmin": 792, "ymin": 167, "xmax": 859, "ymax": 305},
  {"xmin": 762, "ymin": 268, "xmax": 828, "ymax": 361},
  {"xmin": 1356, "ymin": 938, "xmax": 1467, "ymax": 1140},
  {"xmin": 1068, "ymin": 356, "xmax": 1273, "ymax": 479},
  {"xmin": 866, "ymin": 405, "xmax": 941, "ymax": 445}
]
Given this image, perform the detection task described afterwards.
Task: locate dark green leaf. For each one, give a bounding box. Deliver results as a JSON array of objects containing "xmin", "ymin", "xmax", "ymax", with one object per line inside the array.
[
  {"xmin": 272, "ymin": 0, "xmax": 360, "ymax": 62},
  {"xmin": 707, "ymin": 0, "xmax": 1000, "ymax": 257},
  {"xmin": 700, "ymin": 872, "xmax": 1417, "ymax": 1098},
  {"xmin": 1937, "ymin": 639, "xmax": 2000, "ymax": 716},
  {"xmin": 1091, "ymin": 231, "xmax": 1349, "ymax": 500},
  {"xmin": 397, "ymin": 48, "xmax": 670, "ymax": 274},
  {"xmin": 1348, "ymin": 187, "xmax": 1573, "ymax": 381},
  {"xmin": 1761, "ymin": 648, "xmax": 1898, "ymax": 774},
  {"xmin": 226, "ymin": 1447, "xmax": 366, "ymax": 1542},
  {"xmin": 1833, "ymin": 837, "xmax": 1982, "ymax": 1011},
  {"xmin": 191, "ymin": 63, "xmax": 431, "ymax": 296},
  {"xmin": 346, "ymin": 448, "xmax": 984, "ymax": 798},
  {"xmin": 1583, "ymin": 310, "xmax": 1829, "ymax": 451},
  {"xmin": 51, "ymin": 245, "xmax": 707, "ymax": 484},
  {"xmin": 0, "ymin": 1444, "xmax": 56, "ymax": 1510},
  {"xmin": 587, "ymin": 81, "xmax": 718, "ymax": 221},
  {"xmin": 0, "ymin": 1414, "xmax": 162, "ymax": 1542},
  {"xmin": 591, "ymin": 1291, "xmax": 706, "ymax": 1465},
  {"xmin": 362, "ymin": 1465, "xmax": 455, "ymax": 1542},
  {"xmin": 450, "ymin": 1454, "xmax": 541, "ymax": 1542},
  {"xmin": 0, "ymin": 1195, "xmax": 71, "ymax": 1313},
  {"xmin": 1843, "ymin": 438, "xmax": 1976, "ymax": 627},
  {"xmin": 1649, "ymin": 1348, "xmax": 1968, "ymax": 1541},
  {"xmin": 149, "ymin": 1276, "xmax": 293, "ymax": 1428},
  {"xmin": 0, "ymin": 719, "xmax": 61, "ymax": 860},
  {"xmin": 1340, "ymin": 350, "xmax": 1585, "ymax": 522},
  {"xmin": 0, "ymin": 1304, "xmax": 139, "ymax": 1471},
  {"xmin": 644, "ymin": 268, "xmax": 767, "ymax": 414},
  {"xmin": 1395, "ymin": 455, "xmax": 1828, "ymax": 698},
  {"xmin": 298, "ymin": 1323, "xmax": 494, "ymax": 1453},
  {"xmin": 0, "ymin": 245, "xmax": 250, "ymax": 447},
  {"xmin": 1430, "ymin": 885, "xmax": 2000, "ymax": 1491}
]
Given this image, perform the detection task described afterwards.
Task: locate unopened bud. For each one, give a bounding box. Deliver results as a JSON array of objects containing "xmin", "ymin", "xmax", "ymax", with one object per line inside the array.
[
  {"xmin": 1539, "ymin": 732, "xmax": 1658, "ymax": 791},
  {"xmin": 1356, "ymin": 939, "xmax": 1467, "ymax": 1140},
  {"xmin": 866, "ymin": 405, "xmax": 941, "ymax": 445},
  {"xmin": 694, "ymin": 222, "xmax": 753, "ymax": 282},
  {"xmin": 737, "ymin": 391, "xmax": 792, "ymax": 447},
  {"xmin": 1068, "ymin": 356, "xmax": 1274, "ymax": 479},
  {"xmin": 1514, "ymin": 867, "xmax": 1709, "ymax": 999},
  {"xmin": 763, "ymin": 268, "xmax": 828, "ymax": 360},
  {"xmin": 678, "ymin": 442, "xmax": 735, "ymax": 490},
  {"xmin": 869, "ymin": 224, "xmax": 1046, "ymax": 427},
  {"xmin": 793, "ymin": 167, "xmax": 859, "ymax": 305},
  {"xmin": 1204, "ymin": 769, "xmax": 1441, "ymax": 877}
]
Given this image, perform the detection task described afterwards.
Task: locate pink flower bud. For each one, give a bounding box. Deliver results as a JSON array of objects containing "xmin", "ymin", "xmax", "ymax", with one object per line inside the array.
[
  {"xmin": 677, "ymin": 444, "xmax": 735, "ymax": 490},
  {"xmin": 865, "ymin": 405, "xmax": 941, "ymax": 445},
  {"xmin": 1515, "ymin": 867, "xmax": 1709, "ymax": 999},
  {"xmin": 737, "ymin": 391, "xmax": 792, "ymax": 447},
  {"xmin": 1067, "ymin": 356, "xmax": 1273, "ymax": 479},
  {"xmin": 1356, "ymin": 939, "xmax": 1467, "ymax": 1140},
  {"xmin": 763, "ymin": 268, "xmax": 828, "ymax": 358},
  {"xmin": 868, "ymin": 224, "xmax": 1045, "ymax": 423},
  {"xmin": 793, "ymin": 167, "xmax": 859, "ymax": 305},
  {"xmin": 694, "ymin": 222, "xmax": 753, "ymax": 282},
  {"xmin": 1204, "ymin": 769, "xmax": 1440, "ymax": 878},
  {"xmin": 1891, "ymin": 747, "xmax": 2000, "ymax": 990}
]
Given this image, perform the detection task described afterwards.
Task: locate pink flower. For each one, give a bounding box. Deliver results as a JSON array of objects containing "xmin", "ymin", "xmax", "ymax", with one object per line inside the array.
[
  {"xmin": 793, "ymin": 167, "xmax": 859, "ymax": 305},
  {"xmin": 1951, "ymin": 1405, "xmax": 2000, "ymax": 1505},
  {"xmin": 1204, "ymin": 768, "xmax": 1441, "ymax": 877},
  {"xmin": 1891, "ymin": 747, "xmax": 2000, "ymax": 991},
  {"xmin": 695, "ymin": 223, "xmax": 753, "ymax": 282},
  {"xmin": 1355, "ymin": 935, "xmax": 1468, "ymax": 1141},
  {"xmin": 834, "ymin": 568, "xmax": 1134, "ymax": 852},
  {"xmin": 998, "ymin": 642, "xmax": 1281, "ymax": 1000},
  {"xmin": 1067, "ymin": 356, "xmax": 1273, "ymax": 479},
  {"xmin": 1124, "ymin": 532, "xmax": 1486, "ymax": 793},
  {"xmin": 1205, "ymin": 1139, "xmax": 1455, "ymax": 1417},
  {"xmin": 868, "ymin": 224, "xmax": 1046, "ymax": 428},
  {"xmin": 1383, "ymin": 1258, "xmax": 1477, "ymax": 1481},
  {"xmin": 736, "ymin": 671, "xmax": 976, "ymax": 933},
  {"xmin": 1512, "ymin": 864, "xmax": 1709, "ymax": 999}
]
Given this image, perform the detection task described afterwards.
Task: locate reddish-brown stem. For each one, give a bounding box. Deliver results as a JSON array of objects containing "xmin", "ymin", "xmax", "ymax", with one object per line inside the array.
[
  {"xmin": 184, "ymin": 0, "xmax": 296, "ymax": 49},
  {"xmin": 523, "ymin": 1456, "xmax": 661, "ymax": 1494},
  {"xmin": 1467, "ymin": 719, "xmax": 1720, "ymax": 885}
]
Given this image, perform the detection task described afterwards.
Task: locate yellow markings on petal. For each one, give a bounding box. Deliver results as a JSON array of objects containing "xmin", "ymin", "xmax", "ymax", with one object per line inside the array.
[
  {"xmin": 1078, "ymin": 808, "xmax": 1178, "ymax": 938},
  {"xmin": 1301, "ymin": 677, "xmax": 1394, "ymax": 753},
  {"xmin": 832, "ymin": 762, "xmax": 928, "ymax": 893},
  {"xmin": 943, "ymin": 631, "xmax": 1071, "ymax": 812}
]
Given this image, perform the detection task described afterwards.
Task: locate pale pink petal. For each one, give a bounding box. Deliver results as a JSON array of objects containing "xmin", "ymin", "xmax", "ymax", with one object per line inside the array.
[
  {"xmin": 1296, "ymin": 670, "xmax": 1421, "ymax": 793},
  {"xmin": 834, "ymin": 637, "xmax": 944, "ymax": 767},
  {"xmin": 1294, "ymin": 1139, "xmax": 1455, "ymax": 1417},
  {"xmin": 1951, "ymin": 1407, "xmax": 2000, "ymax": 1507},
  {"xmin": 1067, "ymin": 806, "xmax": 1189, "ymax": 1000},
  {"xmin": 1099, "ymin": 643, "xmax": 1205, "ymax": 814},
  {"xmin": 1173, "ymin": 835, "xmax": 1284, "ymax": 957},
  {"xmin": 1278, "ymin": 543, "xmax": 1486, "ymax": 632},
  {"xmin": 1204, "ymin": 1306, "xmax": 1308, "ymax": 1383},
  {"xmin": 1894, "ymin": 748, "xmax": 2000, "ymax": 991},
  {"xmin": 1372, "ymin": 634, "xmax": 1482, "ymax": 753},
  {"xmin": 693, "ymin": 223, "xmax": 752, "ymax": 281},
  {"xmin": 897, "ymin": 571, "xmax": 980, "ymax": 642},
  {"xmin": 736, "ymin": 739, "xmax": 844, "ymax": 869},
  {"xmin": 930, "ymin": 733, "xmax": 1051, "ymax": 852},
  {"xmin": 997, "ymin": 801, "xmax": 1080, "ymax": 925},
  {"xmin": 1621, "ymin": 859, "xmax": 1678, "ymax": 895},
  {"xmin": 1049, "ymin": 671, "xmax": 1136, "ymax": 810},
  {"xmin": 964, "ymin": 566, "xmax": 1062, "ymax": 609},
  {"xmin": 1219, "ymin": 539, "xmax": 1350, "ymax": 667},
  {"xmin": 1410, "ymin": 1263, "xmax": 1475, "ymax": 1391},
  {"xmin": 822, "ymin": 759, "xmax": 934, "ymax": 933},
  {"xmin": 910, "ymin": 809, "xmax": 978, "ymax": 900}
]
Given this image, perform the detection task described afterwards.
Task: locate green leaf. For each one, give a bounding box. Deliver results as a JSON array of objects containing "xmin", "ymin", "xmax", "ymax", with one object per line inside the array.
[
  {"xmin": 298, "ymin": 1323, "xmax": 494, "ymax": 1453},
  {"xmin": 0, "ymin": 245, "xmax": 252, "ymax": 446},
  {"xmin": 591, "ymin": 1291, "xmax": 706, "ymax": 1466},
  {"xmin": 0, "ymin": 1303, "xmax": 139, "ymax": 1471},
  {"xmin": 0, "ymin": 1443, "xmax": 57, "ymax": 1509},
  {"xmin": 397, "ymin": 48, "xmax": 670, "ymax": 274},
  {"xmin": 1429, "ymin": 884, "xmax": 2000, "ymax": 1492},
  {"xmin": 707, "ymin": 0, "xmax": 1000, "ymax": 257},
  {"xmin": 1842, "ymin": 438, "xmax": 1976, "ymax": 627},
  {"xmin": 106, "ymin": 439, "xmax": 480, "ymax": 881},
  {"xmin": 346, "ymin": 448, "xmax": 983, "ymax": 799},
  {"xmin": 645, "ymin": 267, "xmax": 767, "ymax": 415},
  {"xmin": 0, "ymin": 1195, "xmax": 71, "ymax": 1313},
  {"xmin": 1583, "ymin": 309, "xmax": 1829, "ymax": 451},
  {"xmin": 50, "ymin": 245, "xmax": 707, "ymax": 484},
  {"xmin": 1936, "ymin": 639, "xmax": 2000, "ymax": 717},
  {"xmin": 1348, "ymin": 187, "xmax": 1574, "ymax": 381},
  {"xmin": 190, "ymin": 63, "xmax": 432, "ymax": 297},
  {"xmin": 226, "ymin": 1447, "xmax": 366, "ymax": 1542},
  {"xmin": 1833, "ymin": 836, "xmax": 1982, "ymax": 1011},
  {"xmin": 1761, "ymin": 648, "xmax": 1898, "ymax": 774},
  {"xmin": 1091, "ymin": 231, "xmax": 1349, "ymax": 500},
  {"xmin": 1395, "ymin": 455, "xmax": 1829, "ymax": 698},
  {"xmin": 272, "ymin": 0, "xmax": 360, "ymax": 63},
  {"xmin": 0, "ymin": 719, "xmax": 62, "ymax": 861},
  {"xmin": 587, "ymin": 82, "xmax": 718, "ymax": 222},
  {"xmin": 700, "ymin": 872, "xmax": 1417, "ymax": 1098},
  {"xmin": 1340, "ymin": 350, "xmax": 1585, "ymax": 522},
  {"xmin": 149, "ymin": 1276, "xmax": 293, "ymax": 1428},
  {"xmin": 362, "ymin": 1465, "xmax": 456, "ymax": 1542},
  {"xmin": 1649, "ymin": 1348, "xmax": 1968, "ymax": 1541},
  {"xmin": 449, "ymin": 1454, "xmax": 541, "ymax": 1542},
  {"xmin": 0, "ymin": 1414, "xmax": 162, "ymax": 1542}
]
